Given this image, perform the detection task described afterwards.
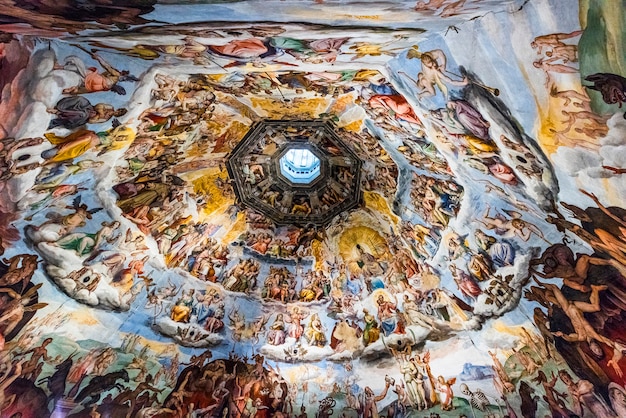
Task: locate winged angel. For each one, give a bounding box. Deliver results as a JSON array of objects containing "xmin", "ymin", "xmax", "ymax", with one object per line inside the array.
[{"xmin": 402, "ymin": 46, "xmax": 468, "ymax": 99}]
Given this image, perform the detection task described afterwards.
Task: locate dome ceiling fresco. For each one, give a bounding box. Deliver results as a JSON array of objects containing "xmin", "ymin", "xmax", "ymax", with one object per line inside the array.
[
  {"xmin": 1, "ymin": 0, "xmax": 626, "ymax": 417},
  {"xmin": 226, "ymin": 119, "xmax": 363, "ymax": 225}
]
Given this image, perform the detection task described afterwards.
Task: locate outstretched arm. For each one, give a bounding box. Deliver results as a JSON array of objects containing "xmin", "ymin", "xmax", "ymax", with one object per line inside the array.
[
  {"xmin": 526, "ymin": 222, "xmax": 550, "ymax": 244},
  {"xmin": 438, "ymin": 71, "xmax": 468, "ymax": 87},
  {"xmin": 92, "ymin": 53, "xmax": 121, "ymax": 77},
  {"xmin": 374, "ymin": 381, "xmax": 391, "ymax": 402},
  {"xmin": 515, "ymin": 225, "xmax": 532, "ymax": 241},
  {"xmin": 74, "ymin": 44, "xmax": 121, "ymax": 76},
  {"xmin": 580, "ymin": 189, "xmax": 626, "ymax": 229},
  {"xmin": 556, "ymin": 30, "xmax": 584, "ymax": 41},
  {"xmin": 553, "ymin": 330, "xmax": 582, "ymax": 342}
]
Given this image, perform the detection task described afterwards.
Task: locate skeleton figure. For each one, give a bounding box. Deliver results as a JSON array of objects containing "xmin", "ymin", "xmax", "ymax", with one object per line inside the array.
[{"xmin": 460, "ymin": 383, "xmax": 490, "ymax": 412}]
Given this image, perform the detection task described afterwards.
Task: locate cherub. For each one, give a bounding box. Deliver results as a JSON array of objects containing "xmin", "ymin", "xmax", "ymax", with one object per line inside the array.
[{"xmin": 404, "ymin": 46, "xmax": 468, "ymax": 99}]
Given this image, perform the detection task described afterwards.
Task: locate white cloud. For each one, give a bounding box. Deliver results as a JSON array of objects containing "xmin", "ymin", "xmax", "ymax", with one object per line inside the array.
[{"xmin": 154, "ymin": 317, "xmax": 224, "ymax": 347}]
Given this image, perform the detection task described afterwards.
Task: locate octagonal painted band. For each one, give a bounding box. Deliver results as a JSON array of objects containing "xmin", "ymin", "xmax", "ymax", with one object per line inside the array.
[{"xmin": 226, "ymin": 119, "xmax": 362, "ymax": 225}]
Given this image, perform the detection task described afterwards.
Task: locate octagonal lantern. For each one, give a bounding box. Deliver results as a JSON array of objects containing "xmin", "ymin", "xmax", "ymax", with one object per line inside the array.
[
  {"xmin": 279, "ymin": 147, "xmax": 321, "ymax": 185},
  {"xmin": 226, "ymin": 120, "xmax": 362, "ymax": 225}
]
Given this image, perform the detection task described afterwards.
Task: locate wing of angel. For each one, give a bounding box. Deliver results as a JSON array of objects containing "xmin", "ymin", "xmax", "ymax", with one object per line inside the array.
[
  {"xmin": 71, "ymin": 195, "xmax": 82, "ymax": 209},
  {"xmin": 447, "ymin": 377, "xmax": 457, "ymax": 385}
]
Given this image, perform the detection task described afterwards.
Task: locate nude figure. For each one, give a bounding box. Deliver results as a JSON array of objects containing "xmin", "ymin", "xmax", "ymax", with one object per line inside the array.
[
  {"xmin": 537, "ymin": 279, "xmax": 625, "ymax": 377},
  {"xmin": 403, "ymin": 48, "xmax": 467, "ymax": 99},
  {"xmin": 440, "ymin": 0, "xmax": 475, "ymax": 18},
  {"xmin": 0, "ymin": 360, "xmax": 23, "ymax": 411},
  {"xmin": 533, "ymin": 59, "xmax": 579, "ymax": 87},
  {"xmin": 531, "ymin": 30, "xmax": 583, "ymax": 54},
  {"xmin": 579, "ymin": 189, "xmax": 626, "ymax": 269},
  {"xmin": 547, "ymin": 127, "xmax": 596, "ymax": 149},
  {"xmin": 560, "ymin": 110, "xmax": 609, "ymax": 133},
  {"xmin": 291, "ymin": 199, "xmax": 312, "ymax": 216},
  {"xmin": 544, "ymin": 44, "xmax": 578, "ymax": 64},
  {"xmin": 549, "ymin": 86, "xmax": 591, "ymax": 108},
  {"xmin": 414, "ymin": 0, "xmax": 446, "ymax": 11},
  {"xmin": 574, "ymin": 124, "xmax": 608, "ymax": 139}
]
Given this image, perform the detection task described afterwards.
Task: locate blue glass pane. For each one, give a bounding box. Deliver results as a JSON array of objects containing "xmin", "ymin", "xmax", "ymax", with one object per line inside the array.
[{"xmin": 280, "ymin": 148, "xmax": 321, "ymax": 184}]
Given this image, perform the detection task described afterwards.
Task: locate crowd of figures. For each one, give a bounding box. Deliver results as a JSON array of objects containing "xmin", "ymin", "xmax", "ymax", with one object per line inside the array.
[{"xmin": 1, "ymin": 4, "xmax": 626, "ymax": 417}]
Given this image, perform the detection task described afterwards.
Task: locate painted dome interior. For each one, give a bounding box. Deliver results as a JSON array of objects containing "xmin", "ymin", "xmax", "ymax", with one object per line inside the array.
[{"xmin": 0, "ymin": 1, "xmax": 626, "ymax": 417}]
